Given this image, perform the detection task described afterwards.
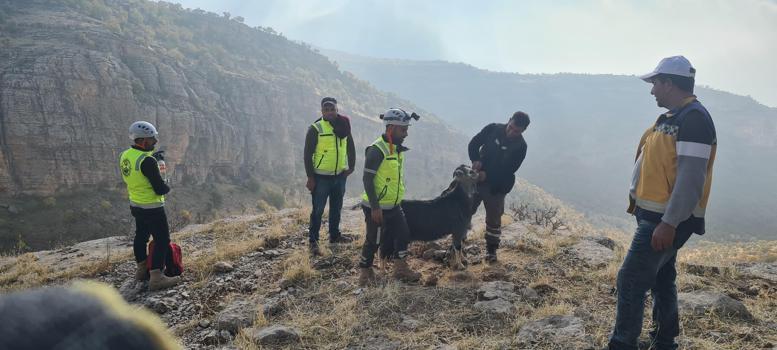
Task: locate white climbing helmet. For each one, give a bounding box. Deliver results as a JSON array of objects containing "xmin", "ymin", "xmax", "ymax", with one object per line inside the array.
[
  {"xmin": 380, "ymin": 108, "xmax": 418, "ymax": 126},
  {"xmin": 129, "ymin": 121, "xmax": 158, "ymax": 140}
]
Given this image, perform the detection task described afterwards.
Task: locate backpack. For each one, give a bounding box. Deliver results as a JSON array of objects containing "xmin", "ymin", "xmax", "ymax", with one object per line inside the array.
[{"xmin": 146, "ymin": 241, "xmax": 184, "ymax": 277}]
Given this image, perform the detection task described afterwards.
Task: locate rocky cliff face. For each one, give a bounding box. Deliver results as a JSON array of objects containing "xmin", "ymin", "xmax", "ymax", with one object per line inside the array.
[
  {"xmin": 0, "ymin": 1, "xmax": 467, "ymax": 250},
  {"xmin": 0, "ymin": 1, "xmax": 466, "ymax": 197}
]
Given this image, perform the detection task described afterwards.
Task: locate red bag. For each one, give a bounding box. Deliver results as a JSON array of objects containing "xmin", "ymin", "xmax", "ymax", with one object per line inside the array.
[{"xmin": 146, "ymin": 241, "xmax": 184, "ymax": 277}]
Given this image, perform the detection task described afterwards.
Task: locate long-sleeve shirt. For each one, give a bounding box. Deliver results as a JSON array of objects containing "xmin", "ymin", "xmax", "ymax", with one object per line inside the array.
[
  {"xmin": 303, "ymin": 115, "xmax": 356, "ymax": 178},
  {"xmin": 362, "ymin": 136, "xmax": 408, "ymax": 209},
  {"xmin": 468, "ymin": 123, "xmax": 527, "ymax": 194},
  {"xmin": 132, "ymin": 145, "xmax": 170, "ymax": 196}
]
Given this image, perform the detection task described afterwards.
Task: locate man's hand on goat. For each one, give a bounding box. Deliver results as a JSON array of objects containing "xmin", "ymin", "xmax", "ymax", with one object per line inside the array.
[
  {"xmin": 371, "ymin": 208, "xmax": 383, "ymax": 226},
  {"xmin": 471, "ymin": 161, "xmax": 482, "ymax": 171},
  {"xmin": 477, "ymin": 171, "xmax": 487, "ymax": 182}
]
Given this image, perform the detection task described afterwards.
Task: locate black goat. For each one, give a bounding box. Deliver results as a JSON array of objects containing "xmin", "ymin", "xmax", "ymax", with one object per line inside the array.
[{"xmin": 380, "ymin": 164, "xmax": 480, "ymax": 270}]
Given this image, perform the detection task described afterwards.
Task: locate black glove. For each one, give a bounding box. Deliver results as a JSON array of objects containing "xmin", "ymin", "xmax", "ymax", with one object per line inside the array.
[{"xmin": 152, "ymin": 150, "xmax": 165, "ymax": 161}]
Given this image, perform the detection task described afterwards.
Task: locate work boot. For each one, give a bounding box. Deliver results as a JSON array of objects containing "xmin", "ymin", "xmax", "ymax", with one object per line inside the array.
[
  {"xmin": 358, "ymin": 267, "xmax": 376, "ymax": 287},
  {"xmin": 485, "ymin": 244, "xmax": 498, "ymax": 264},
  {"xmin": 392, "ymin": 258, "xmax": 421, "ymax": 283},
  {"xmin": 309, "ymin": 241, "xmax": 321, "ymax": 256},
  {"xmin": 149, "ymin": 269, "xmax": 181, "ymax": 291},
  {"xmin": 329, "ymin": 234, "xmax": 354, "ymax": 244},
  {"xmin": 135, "ymin": 260, "xmax": 149, "ymax": 281}
]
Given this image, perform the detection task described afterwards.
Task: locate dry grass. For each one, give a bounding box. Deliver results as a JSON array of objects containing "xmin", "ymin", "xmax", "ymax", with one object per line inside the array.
[
  {"xmin": 681, "ymin": 240, "xmax": 777, "ymax": 264},
  {"xmin": 0, "ymin": 249, "xmax": 132, "ymax": 293},
  {"xmin": 280, "ymin": 250, "xmax": 318, "ymax": 287}
]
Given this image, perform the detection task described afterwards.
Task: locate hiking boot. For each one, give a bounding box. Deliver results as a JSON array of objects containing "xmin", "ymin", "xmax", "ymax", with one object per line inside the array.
[
  {"xmin": 358, "ymin": 267, "xmax": 376, "ymax": 286},
  {"xmin": 309, "ymin": 241, "xmax": 322, "ymax": 256},
  {"xmin": 329, "ymin": 234, "xmax": 354, "ymax": 244},
  {"xmin": 485, "ymin": 245, "xmax": 498, "ymax": 264},
  {"xmin": 149, "ymin": 269, "xmax": 180, "ymax": 291},
  {"xmin": 392, "ymin": 258, "xmax": 421, "ymax": 283},
  {"xmin": 135, "ymin": 260, "xmax": 149, "ymax": 281}
]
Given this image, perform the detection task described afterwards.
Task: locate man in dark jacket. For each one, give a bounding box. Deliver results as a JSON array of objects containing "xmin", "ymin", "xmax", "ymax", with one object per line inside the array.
[{"xmin": 468, "ymin": 111, "xmax": 529, "ymax": 263}]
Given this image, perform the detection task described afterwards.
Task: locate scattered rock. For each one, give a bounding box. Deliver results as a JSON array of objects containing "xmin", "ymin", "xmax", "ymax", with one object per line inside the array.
[
  {"xmin": 518, "ymin": 287, "xmax": 541, "ymax": 304},
  {"xmin": 463, "ymin": 245, "xmax": 480, "ymax": 256},
  {"xmin": 531, "ymin": 283, "xmax": 558, "ymax": 296},
  {"xmin": 7, "ymin": 205, "xmax": 20, "ymax": 214},
  {"xmin": 219, "ymin": 330, "xmax": 233, "ymax": 342},
  {"xmin": 202, "ymin": 330, "xmax": 221, "ymax": 345},
  {"xmin": 146, "ymin": 298, "xmax": 172, "ymax": 314},
  {"xmin": 422, "ymin": 274, "xmax": 439, "ymax": 287},
  {"xmin": 683, "ymin": 263, "xmax": 724, "ymax": 276},
  {"xmin": 678, "ymin": 291, "xmax": 753, "ymax": 320},
  {"xmin": 474, "ymin": 298, "xmax": 515, "ymax": 315},
  {"xmin": 213, "ymin": 261, "xmax": 235, "ymax": 273},
  {"xmin": 199, "ymin": 319, "xmax": 211, "ymax": 329},
  {"xmin": 398, "ymin": 316, "xmax": 422, "ymax": 331},
  {"xmin": 477, "ymin": 281, "xmax": 518, "ymax": 301},
  {"xmin": 433, "ymin": 345, "xmax": 456, "ymax": 350},
  {"xmin": 214, "ymin": 298, "xmax": 261, "ymax": 332},
  {"xmin": 737, "ymin": 263, "xmax": 777, "ymax": 283},
  {"xmin": 584, "ymin": 236, "xmax": 617, "ymax": 250},
  {"xmin": 264, "ymin": 237, "xmax": 281, "ymax": 249},
  {"xmin": 516, "ymin": 315, "xmax": 592, "ymax": 349},
  {"xmin": 499, "ymin": 221, "xmax": 531, "ymax": 243},
  {"xmin": 565, "ymin": 239, "xmax": 615, "ymax": 268},
  {"xmin": 245, "ymin": 325, "xmax": 301, "ymax": 345},
  {"xmin": 346, "ymin": 336, "xmax": 401, "ymax": 350},
  {"xmin": 422, "ymin": 249, "xmax": 448, "ymax": 261},
  {"xmin": 118, "ymin": 279, "xmax": 143, "ymax": 302},
  {"xmin": 263, "ymin": 298, "xmax": 284, "ymax": 317},
  {"xmin": 573, "ymin": 307, "xmax": 593, "ymax": 321}
]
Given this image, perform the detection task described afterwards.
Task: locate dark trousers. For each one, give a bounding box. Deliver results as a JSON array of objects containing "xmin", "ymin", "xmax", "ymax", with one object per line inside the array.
[
  {"xmin": 308, "ymin": 174, "xmax": 347, "ymax": 243},
  {"xmin": 359, "ymin": 206, "xmax": 411, "ymax": 268},
  {"xmin": 471, "ymin": 182, "xmax": 506, "ymax": 248},
  {"xmin": 609, "ymin": 218, "xmax": 692, "ymax": 350},
  {"xmin": 130, "ymin": 206, "xmax": 170, "ymax": 270}
]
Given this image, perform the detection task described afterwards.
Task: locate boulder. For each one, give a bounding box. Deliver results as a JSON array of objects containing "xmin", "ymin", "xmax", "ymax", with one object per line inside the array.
[
  {"xmin": 245, "ymin": 325, "xmax": 301, "ymax": 345},
  {"xmin": 678, "ymin": 291, "xmax": 753, "ymax": 320},
  {"xmin": 516, "ymin": 315, "xmax": 593, "ymax": 349}
]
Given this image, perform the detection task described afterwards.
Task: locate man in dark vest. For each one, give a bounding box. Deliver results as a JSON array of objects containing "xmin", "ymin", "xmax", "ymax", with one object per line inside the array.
[{"xmin": 609, "ymin": 56, "xmax": 717, "ymax": 350}]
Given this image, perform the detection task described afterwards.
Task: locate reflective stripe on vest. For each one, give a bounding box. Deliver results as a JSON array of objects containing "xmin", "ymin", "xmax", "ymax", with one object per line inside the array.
[
  {"xmin": 312, "ymin": 119, "xmax": 349, "ymax": 175},
  {"xmin": 361, "ymin": 137, "xmax": 405, "ymax": 209},
  {"xmin": 120, "ymin": 148, "xmax": 164, "ymax": 208}
]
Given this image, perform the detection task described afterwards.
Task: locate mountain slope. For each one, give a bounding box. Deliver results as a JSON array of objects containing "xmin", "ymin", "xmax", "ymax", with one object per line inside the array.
[
  {"xmin": 1, "ymin": 200, "xmax": 775, "ymax": 349},
  {"xmin": 324, "ymin": 50, "xmax": 777, "ymax": 241},
  {"xmin": 0, "ymin": 0, "xmax": 469, "ymax": 251}
]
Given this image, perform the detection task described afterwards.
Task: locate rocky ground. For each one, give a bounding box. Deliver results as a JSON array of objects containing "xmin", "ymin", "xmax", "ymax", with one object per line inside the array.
[{"xmin": 1, "ymin": 200, "xmax": 776, "ymax": 349}]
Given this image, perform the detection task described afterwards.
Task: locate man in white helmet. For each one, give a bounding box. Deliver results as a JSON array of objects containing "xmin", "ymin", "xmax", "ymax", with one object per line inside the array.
[
  {"xmin": 119, "ymin": 121, "xmax": 180, "ymax": 291},
  {"xmin": 357, "ymin": 108, "xmax": 422, "ymax": 286}
]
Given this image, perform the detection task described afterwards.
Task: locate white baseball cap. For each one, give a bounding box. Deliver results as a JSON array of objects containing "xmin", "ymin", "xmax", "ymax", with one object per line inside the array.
[{"xmin": 640, "ymin": 55, "xmax": 696, "ymax": 82}]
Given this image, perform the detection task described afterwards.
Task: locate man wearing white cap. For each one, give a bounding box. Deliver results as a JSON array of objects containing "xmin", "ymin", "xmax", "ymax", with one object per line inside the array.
[{"xmin": 608, "ymin": 56, "xmax": 717, "ymax": 350}]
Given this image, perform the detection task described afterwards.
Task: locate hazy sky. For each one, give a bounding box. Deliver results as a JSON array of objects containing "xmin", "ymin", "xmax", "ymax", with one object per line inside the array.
[{"xmin": 171, "ymin": 0, "xmax": 777, "ymax": 107}]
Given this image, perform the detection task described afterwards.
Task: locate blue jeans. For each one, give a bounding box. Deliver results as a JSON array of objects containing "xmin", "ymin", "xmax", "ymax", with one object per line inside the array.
[
  {"xmin": 609, "ymin": 218, "xmax": 692, "ymax": 350},
  {"xmin": 308, "ymin": 175, "xmax": 347, "ymax": 243}
]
